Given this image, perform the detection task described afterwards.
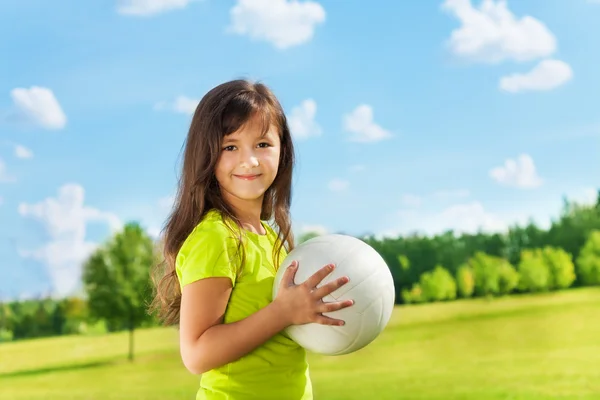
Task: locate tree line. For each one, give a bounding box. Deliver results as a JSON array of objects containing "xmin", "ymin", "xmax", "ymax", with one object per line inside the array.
[
  {"xmin": 363, "ymin": 192, "xmax": 600, "ymax": 303},
  {"xmin": 1, "ymin": 191, "xmax": 599, "ymax": 360}
]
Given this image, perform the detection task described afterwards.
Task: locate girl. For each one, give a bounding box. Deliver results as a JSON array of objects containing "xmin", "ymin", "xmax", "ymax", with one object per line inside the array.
[{"xmin": 150, "ymin": 79, "xmax": 354, "ymax": 400}]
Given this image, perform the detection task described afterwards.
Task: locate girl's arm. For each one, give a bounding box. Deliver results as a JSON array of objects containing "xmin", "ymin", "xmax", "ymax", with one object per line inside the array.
[{"xmin": 179, "ymin": 262, "xmax": 353, "ymax": 374}]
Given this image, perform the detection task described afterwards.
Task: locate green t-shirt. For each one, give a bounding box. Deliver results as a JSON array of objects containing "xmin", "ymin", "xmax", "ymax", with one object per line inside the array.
[{"xmin": 176, "ymin": 209, "xmax": 313, "ymax": 400}]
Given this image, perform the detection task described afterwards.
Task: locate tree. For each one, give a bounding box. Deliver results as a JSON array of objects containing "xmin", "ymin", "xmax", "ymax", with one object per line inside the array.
[
  {"xmin": 469, "ymin": 252, "xmax": 500, "ymax": 296},
  {"xmin": 455, "ymin": 265, "xmax": 475, "ymax": 298},
  {"xmin": 419, "ymin": 265, "xmax": 457, "ymax": 302},
  {"xmin": 546, "ymin": 197, "xmax": 600, "ymax": 274},
  {"xmin": 401, "ymin": 284, "xmax": 424, "ymax": 304},
  {"xmin": 576, "ymin": 230, "xmax": 600, "ymax": 286},
  {"xmin": 59, "ymin": 297, "xmax": 89, "ymax": 334},
  {"xmin": 497, "ymin": 259, "xmax": 519, "ymax": 295},
  {"xmin": 0, "ymin": 302, "xmax": 13, "ymax": 342},
  {"xmin": 83, "ymin": 222, "xmax": 155, "ymax": 361},
  {"xmin": 504, "ymin": 222, "xmax": 547, "ymax": 266},
  {"xmin": 541, "ymin": 247, "xmax": 576, "ymax": 290},
  {"xmin": 518, "ymin": 249, "xmax": 550, "ymax": 292}
]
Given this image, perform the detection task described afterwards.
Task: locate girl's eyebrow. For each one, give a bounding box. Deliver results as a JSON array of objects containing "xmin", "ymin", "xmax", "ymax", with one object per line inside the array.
[
  {"xmin": 222, "ymin": 137, "xmax": 239, "ymax": 144},
  {"xmin": 223, "ymin": 133, "xmax": 272, "ymax": 144}
]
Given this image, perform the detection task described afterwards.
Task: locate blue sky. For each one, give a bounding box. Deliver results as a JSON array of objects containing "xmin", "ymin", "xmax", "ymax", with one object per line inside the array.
[{"xmin": 1, "ymin": 0, "xmax": 598, "ymax": 299}]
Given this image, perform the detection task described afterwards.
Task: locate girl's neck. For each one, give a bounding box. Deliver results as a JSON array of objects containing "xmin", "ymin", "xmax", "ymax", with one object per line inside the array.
[{"xmin": 229, "ymin": 202, "xmax": 266, "ymax": 235}]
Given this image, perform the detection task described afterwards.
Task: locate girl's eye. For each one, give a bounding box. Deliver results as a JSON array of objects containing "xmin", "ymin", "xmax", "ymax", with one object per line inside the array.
[
  {"xmin": 258, "ymin": 142, "xmax": 271, "ymax": 148},
  {"xmin": 223, "ymin": 145, "xmax": 236, "ymax": 151}
]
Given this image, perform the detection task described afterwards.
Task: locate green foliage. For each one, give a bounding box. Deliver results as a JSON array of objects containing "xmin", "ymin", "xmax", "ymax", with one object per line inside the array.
[
  {"xmin": 518, "ymin": 249, "xmax": 551, "ymax": 292},
  {"xmin": 297, "ymin": 231, "xmax": 321, "ymax": 244},
  {"xmin": 401, "ymin": 283, "xmax": 424, "ymax": 304},
  {"xmin": 576, "ymin": 230, "xmax": 600, "ymax": 285},
  {"xmin": 421, "ymin": 265, "xmax": 457, "ymax": 302},
  {"xmin": 0, "ymin": 328, "xmax": 13, "ymax": 342},
  {"xmin": 371, "ymin": 193, "xmax": 598, "ymax": 304},
  {"xmin": 58, "ymin": 297, "xmax": 90, "ymax": 334},
  {"xmin": 546, "ymin": 194, "xmax": 600, "ymax": 272},
  {"xmin": 503, "ymin": 222, "xmax": 546, "ymax": 266},
  {"xmin": 455, "ymin": 265, "xmax": 475, "ymax": 298},
  {"xmin": 397, "ymin": 255, "xmax": 410, "ymax": 271},
  {"xmin": 497, "ymin": 259, "xmax": 520, "ymax": 295},
  {"xmin": 404, "ymin": 265, "xmax": 456, "ymax": 303},
  {"xmin": 459, "ymin": 252, "xmax": 519, "ymax": 297},
  {"xmin": 541, "ymin": 246, "xmax": 576, "ymax": 290},
  {"xmin": 82, "ymin": 222, "xmax": 155, "ymax": 360},
  {"xmin": 469, "ymin": 252, "xmax": 499, "ymax": 296}
]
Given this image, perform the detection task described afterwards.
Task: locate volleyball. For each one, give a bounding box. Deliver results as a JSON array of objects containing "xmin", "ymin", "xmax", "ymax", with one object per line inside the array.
[{"xmin": 272, "ymin": 234, "xmax": 395, "ymax": 356}]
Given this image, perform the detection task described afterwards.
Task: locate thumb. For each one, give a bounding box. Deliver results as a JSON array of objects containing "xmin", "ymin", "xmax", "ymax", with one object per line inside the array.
[{"xmin": 281, "ymin": 260, "xmax": 299, "ymax": 287}]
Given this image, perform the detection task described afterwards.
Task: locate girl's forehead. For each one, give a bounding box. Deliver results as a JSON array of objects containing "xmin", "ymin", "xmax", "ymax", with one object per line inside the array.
[{"xmin": 226, "ymin": 119, "xmax": 278, "ymax": 140}]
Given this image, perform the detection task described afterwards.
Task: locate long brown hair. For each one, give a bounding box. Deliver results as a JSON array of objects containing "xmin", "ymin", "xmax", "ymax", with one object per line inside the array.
[{"xmin": 148, "ymin": 79, "xmax": 296, "ymax": 326}]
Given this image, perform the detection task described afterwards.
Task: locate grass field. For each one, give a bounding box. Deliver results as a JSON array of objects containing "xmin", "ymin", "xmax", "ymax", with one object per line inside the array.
[{"xmin": 1, "ymin": 287, "xmax": 599, "ymax": 400}]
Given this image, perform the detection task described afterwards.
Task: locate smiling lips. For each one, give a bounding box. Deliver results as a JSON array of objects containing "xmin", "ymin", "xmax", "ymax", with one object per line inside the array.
[{"xmin": 234, "ymin": 174, "xmax": 262, "ymax": 181}]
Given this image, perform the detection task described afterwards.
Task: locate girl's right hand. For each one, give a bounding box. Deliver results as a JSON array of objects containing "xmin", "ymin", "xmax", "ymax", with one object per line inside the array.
[{"xmin": 274, "ymin": 260, "xmax": 354, "ymax": 327}]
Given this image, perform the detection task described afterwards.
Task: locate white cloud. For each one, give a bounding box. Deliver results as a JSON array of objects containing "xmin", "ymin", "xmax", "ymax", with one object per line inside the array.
[
  {"xmin": 15, "ymin": 144, "xmax": 33, "ymax": 159},
  {"xmin": 499, "ymin": 59, "xmax": 573, "ymax": 93},
  {"xmin": 228, "ymin": 0, "xmax": 326, "ymax": 49},
  {"xmin": 289, "ymin": 99, "xmax": 321, "ymax": 140},
  {"xmin": 10, "ymin": 86, "xmax": 67, "ymax": 130},
  {"xmin": 0, "ymin": 158, "xmax": 16, "ymax": 183},
  {"xmin": 379, "ymin": 201, "xmax": 511, "ymax": 239},
  {"xmin": 158, "ymin": 195, "xmax": 175, "ymax": 211},
  {"xmin": 401, "ymin": 194, "xmax": 422, "ymax": 208},
  {"xmin": 116, "ymin": 0, "xmax": 198, "ymax": 16},
  {"xmin": 328, "ymin": 179, "xmax": 349, "ymax": 192},
  {"xmin": 343, "ymin": 104, "xmax": 392, "ymax": 143},
  {"xmin": 146, "ymin": 195, "xmax": 175, "ymax": 239},
  {"xmin": 18, "ymin": 184, "xmax": 122, "ymax": 297},
  {"xmin": 441, "ymin": 0, "xmax": 557, "ymax": 64},
  {"xmin": 568, "ymin": 187, "xmax": 597, "ymax": 205},
  {"xmin": 173, "ymin": 96, "xmax": 199, "ymax": 114},
  {"xmin": 581, "ymin": 188, "xmax": 598, "ymax": 204},
  {"xmin": 154, "ymin": 95, "xmax": 198, "ymax": 115},
  {"xmin": 147, "ymin": 227, "xmax": 162, "ymax": 239},
  {"xmin": 489, "ymin": 153, "xmax": 543, "ymax": 189}
]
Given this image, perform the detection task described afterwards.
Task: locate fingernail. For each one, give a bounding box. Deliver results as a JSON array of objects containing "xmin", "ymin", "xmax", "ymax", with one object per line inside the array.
[{"xmin": 338, "ymin": 321, "xmax": 345, "ymax": 326}]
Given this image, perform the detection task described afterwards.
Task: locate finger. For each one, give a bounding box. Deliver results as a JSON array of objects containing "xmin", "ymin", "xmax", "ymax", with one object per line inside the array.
[
  {"xmin": 317, "ymin": 299, "xmax": 354, "ymax": 314},
  {"xmin": 314, "ymin": 314, "xmax": 346, "ymax": 326},
  {"xmin": 313, "ymin": 276, "xmax": 350, "ymax": 299},
  {"xmin": 304, "ymin": 263, "xmax": 335, "ymax": 289},
  {"xmin": 280, "ymin": 260, "xmax": 298, "ymax": 287}
]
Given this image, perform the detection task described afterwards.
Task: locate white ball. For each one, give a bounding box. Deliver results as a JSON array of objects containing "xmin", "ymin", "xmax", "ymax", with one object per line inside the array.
[{"xmin": 272, "ymin": 234, "xmax": 396, "ymax": 356}]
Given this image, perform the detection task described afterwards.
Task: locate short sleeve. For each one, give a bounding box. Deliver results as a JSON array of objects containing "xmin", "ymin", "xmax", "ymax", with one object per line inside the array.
[{"xmin": 176, "ymin": 227, "xmax": 239, "ymax": 288}]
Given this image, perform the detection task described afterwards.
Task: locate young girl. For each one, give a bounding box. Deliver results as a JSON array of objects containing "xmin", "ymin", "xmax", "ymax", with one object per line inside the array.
[{"xmin": 150, "ymin": 79, "xmax": 354, "ymax": 400}]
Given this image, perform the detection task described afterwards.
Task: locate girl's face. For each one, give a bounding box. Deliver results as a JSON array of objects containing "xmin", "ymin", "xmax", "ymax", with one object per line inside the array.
[{"xmin": 215, "ymin": 116, "xmax": 281, "ymax": 209}]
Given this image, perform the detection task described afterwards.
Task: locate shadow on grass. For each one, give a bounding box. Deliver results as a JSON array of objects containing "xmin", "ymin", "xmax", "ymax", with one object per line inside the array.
[{"xmin": 0, "ymin": 360, "xmax": 116, "ymax": 379}]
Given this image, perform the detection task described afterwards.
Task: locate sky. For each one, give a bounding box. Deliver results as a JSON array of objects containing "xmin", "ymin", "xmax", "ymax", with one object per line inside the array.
[{"xmin": 0, "ymin": 0, "xmax": 599, "ymax": 300}]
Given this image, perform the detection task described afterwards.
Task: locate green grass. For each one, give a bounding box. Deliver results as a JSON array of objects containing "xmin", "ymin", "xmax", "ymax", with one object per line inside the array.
[{"xmin": 1, "ymin": 288, "xmax": 599, "ymax": 399}]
